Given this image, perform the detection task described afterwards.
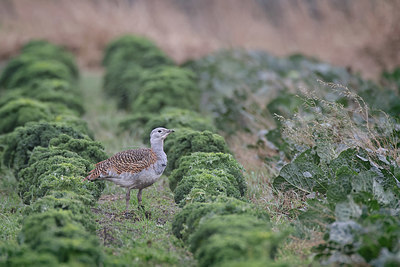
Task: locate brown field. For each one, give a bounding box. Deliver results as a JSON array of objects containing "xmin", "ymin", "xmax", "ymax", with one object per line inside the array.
[{"xmin": 0, "ymin": 0, "xmax": 399, "ymax": 78}]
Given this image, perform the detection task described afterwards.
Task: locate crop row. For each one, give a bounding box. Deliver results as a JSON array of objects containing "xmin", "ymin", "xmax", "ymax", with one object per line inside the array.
[
  {"xmin": 186, "ymin": 48, "xmax": 400, "ymax": 265},
  {"xmin": 0, "ymin": 41, "xmax": 106, "ymax": 265},
  {"xmin": 102, "ymin": 35, "xmax": 289, "ymax": 266},
  {"xmin": 187, "ymin": 48, "xmax": 400, "ymax": 265}
]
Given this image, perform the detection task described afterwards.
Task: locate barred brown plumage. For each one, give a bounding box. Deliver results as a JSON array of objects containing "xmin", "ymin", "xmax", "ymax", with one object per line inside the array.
[
  {"xmin": 84, "ymin": 127, "xmax": 174, "ymax": 211},
  {"xmin": 85, "ymin": 148, "xmax": 158, "ymax": 180}
]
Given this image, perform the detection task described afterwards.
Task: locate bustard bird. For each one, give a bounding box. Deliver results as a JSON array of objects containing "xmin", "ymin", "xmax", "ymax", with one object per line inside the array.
[{"xmin": 84, "ymin": 127, "xmax": 174, "ymax": 211}]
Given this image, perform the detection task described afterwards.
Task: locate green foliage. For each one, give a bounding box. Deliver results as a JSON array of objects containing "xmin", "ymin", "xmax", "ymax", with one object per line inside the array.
[
  {"xmin": 172, "ymin": 196, "xmax": 269, "ymax": 242},
  {"xmin": 273, "ymin": 148, "xmax": 326, "ymax": 194},
  {"xmin": 262, "ymin": 128, "xmax": 293, "ymax": 159},
  {"xmin": 164, "ymin": 129, "xmax": 231, "ymax": 175},
  {"xmin": 185, "ymin": 49, "xmax": 353, "ymax": 134},
  {"xmin": 103, "ymin": 34, "xmax": 173, "ymax": 68},
  {"xmin": 169, "ymin": 152, "xmax": 245, "ymax": 195},
  {"xmin": 103, "ymin": 242, "xmax": 185, "ymax": 267},
  {"xmin": 48, "ymin": 133, "xmax": 107, "ymax": 164},
  {"xmin": 358, "ymin": 80, "xmax": 400, "ymax": 117},
  {"xmin": 0, "ymin": 242, "xmax": 60, "ymax": 267},
  {"xmin": 102, "ymin": 35, "xmax": 174, "ymax": 111},
  {"xmin": 274, "ymin": 145, "xmax": 400, "ymax": 265},
  {"xmin": 18, "ymin": 146, "xmax": 105, "ymax": 204},
  {"xmin": 18, "ymin": 210, "xmax": 103, "ymax": 266},
  {"xmin": 103, "ymin": 63, "xmax": 147, "ymax": 109},
  {"xmin": 0, "ymin": 98, "xmax": 53, "ymax": 134},
  {"xmin": 130, "ymin": 66, "xmax": 200, "ymax": 114},
  {"xmin": 314, "ymin": 212, "xmax": 400, "ymax": 266},
  {"xmin": 3, "ymin": 247, "xmax": 59, "ymax": 267},
  {"xmin": 20, "ymin": 39, "xmax": 79, "ymax": 79},
  {"xmin": 275, "ymin": 147, "xmax": 399, "ymax": 204},
  {"xmin": 138, "ymin": 108, "xmax": 216, "ymax": 144},
  {"xmin": 117, "ymin": 112, "xmax": 156, "ymax": 131},
  {"xmin": 24, "ymin": 190, "xmax": 96, "ymax": 232},
  {"xmin": 53, "ymin": 114, "xmax": 94, "ymax": 138},
  {"xmin": 382, "ymin": 67, "xmax": 400, "ymax": 90},
  {"xmin": 220, "ymin": 258, "xmax": 289, "ymax": 267},
  {"xmin": 266, "ymin": 91, "xmax": 303, "ymax": 122},
  {"xmin": 189, "ymin": 214, "xmax": 286, "ymax": 267},
  {"xmin": 1, "ymin": 56, "xmax": 74, "ymax": 89},
  {"xmin": 173, "ymin": 169, "xmax": 241, "ymax": 206},
  {"xmin": 0, "ymin": 55, "xmax": 37, "ymax": 88},
  {"xmin": 0, "ymin": 79, "xmax": 84, "ymax": 115},
  {"xmin": 2, "ymin": 122, "xmax": 86, "ymax": 175}
]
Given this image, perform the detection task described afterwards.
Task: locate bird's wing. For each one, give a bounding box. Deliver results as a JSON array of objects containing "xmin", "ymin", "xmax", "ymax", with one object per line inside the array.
[{"xmin": 84, "ymin": 148, "xmax": 157, "ymax": 181}]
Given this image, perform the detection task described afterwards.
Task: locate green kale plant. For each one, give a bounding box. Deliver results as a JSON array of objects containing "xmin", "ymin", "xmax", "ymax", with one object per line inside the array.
[
  {"xmin": 168, "ymin": 152, "xmax": 245, "ymax": 195},
  {"xmin": 2, "ymin": 122, "xmax": 87, "ymax": 176},
  {"xmin": 189, "ymin": 214, "xmax": 286, "ymax": 267},
  {"xmin": 130, "ymin": 66, "xmax": 200, "ymax": 114},
  {"xmin": 172, "ymin": 196, "xmax": 269, "ymax": 242},
  {"xmin": 20, "ymin": 39, "xmax": 79, "ymax": 79},
  {"xmin": 102, "ymin": 34, "xmax": 173, "ymax": 68},
  {"xmin": 0, "ymin": 98, "xmax": 53, "ymax": 134},
  {"xmin": 18, "ymin": 210, "xmax": 103, "ymax": 266},
  {"xmin": 164, "ymin": 129, "xmax": 231, "ymax": 175},
  {"xmin": 173, "ymin": 169, "xmax": 241, "ymax": 206}
]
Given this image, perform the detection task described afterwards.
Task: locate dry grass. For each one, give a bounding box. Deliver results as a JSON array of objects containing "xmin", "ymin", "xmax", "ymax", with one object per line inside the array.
[
  {"xmin": 278, "ymin": 82, "xmax": 400, "ymax": 162},
  {"xmin": 0, "ymin": 0, "xmax": 399, "ymax": 77}
]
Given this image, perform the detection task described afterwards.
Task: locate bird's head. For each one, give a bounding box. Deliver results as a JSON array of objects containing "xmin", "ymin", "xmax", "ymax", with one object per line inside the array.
[{"xmin": 150, "ymin": 127, "xmax": 174, "ymax": 144}]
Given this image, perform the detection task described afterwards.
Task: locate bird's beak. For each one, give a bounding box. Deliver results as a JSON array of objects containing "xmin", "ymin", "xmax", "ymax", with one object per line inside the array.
[{"xmin": 162, "ymin": 129, "xmax": 174, "ymax": 139}]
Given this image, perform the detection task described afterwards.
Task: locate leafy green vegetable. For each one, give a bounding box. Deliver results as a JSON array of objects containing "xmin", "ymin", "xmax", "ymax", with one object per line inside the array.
[
  {"xmin": 273, "ymin": 149, "xmax": 326, "ymax": 193},
  {"xmin": 174, "ymin": 169, "xmax": 241, "ymax": 206},
  {"xmin": 172, "ymin": 196, "xmax": 269, "ymax": 242},
  {"xmin": 189, "ymin": 214, "xmax": 286, "ymax": 267},
  {"xmin": 0, "ymin": 98, "xmax": 53, "ymax": 134},
  {"xmin": 20, "ymin": 39, "xmax": 79, "ymax": 79},
  {"xmin": 0, "ymin": 79, "xmax": 84, "ymax": 115},
  {"xmin": 102, "ymin": 34, "xmax": 173, "ymax": 68},
  {"xmin": 3, "ymin": 58, "xmax": 74, "ymax": 89},
  {"xmin": 24, "ymin": 190, "xmax": 96, "ymax": 232},
  {"xmin": 18, "ymin": 147, "xmax": 104, "ymax": 204},
  {"xmin": 130, "ymin": 66, "xmax": 200, "ymax": 114},
  {"xmin": 2, "ymin": 122, "xmax": 86, "ymax": 175},
  {"xmin": 164, "ymin": 129, "xmax": 231, "ymax": 175},
  {"xmin": 169, "ymin": 152, "xmax": 245, "ymax": 196},
  {"xmin": 18, "ymin": 210, "xmax": 103, "ymax": 266}
]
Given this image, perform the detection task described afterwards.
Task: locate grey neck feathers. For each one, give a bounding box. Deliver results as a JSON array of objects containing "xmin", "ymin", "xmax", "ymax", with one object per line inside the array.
[
  {"xmin": 151, "ymin": 139, "xmax": 165, "ymax": 156},
  {"xmin": 151, "ymin": 139, "xmax": 167, "ymax": 175}
]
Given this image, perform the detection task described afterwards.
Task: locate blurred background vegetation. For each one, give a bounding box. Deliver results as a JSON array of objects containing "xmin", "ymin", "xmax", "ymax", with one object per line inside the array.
[
  {"xmin": 0, "ymin": 0, "xmax": 399, "ymax": 78},
  {"xmin": 1, "ymin": 1, "xmax": 400, "ymax": 266}
]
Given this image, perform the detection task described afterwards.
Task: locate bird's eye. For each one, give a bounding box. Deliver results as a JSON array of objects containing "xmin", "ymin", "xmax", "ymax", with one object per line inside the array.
[{"xmin": 158, "ymin": 130, "xmax": 162, "ymax": 133}]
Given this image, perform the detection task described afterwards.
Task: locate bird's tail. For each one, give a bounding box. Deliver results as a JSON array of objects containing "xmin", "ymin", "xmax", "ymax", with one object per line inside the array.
[
  {"xmin": 82, "ymin": 169, "xmax": 95, "ymax": 181},
  {"xmin": 82, "ymin": 166, "xmax": 100, "ymax": 181},
  {"xmin": 83, "ymin": 160, "xmax": 108, "ymax": 181}
]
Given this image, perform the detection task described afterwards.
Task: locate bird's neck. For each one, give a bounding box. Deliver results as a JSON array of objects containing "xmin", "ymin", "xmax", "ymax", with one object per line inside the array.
[{"xmin": 151, "ymin": 139, "xmax": 165, "ymax": 155}]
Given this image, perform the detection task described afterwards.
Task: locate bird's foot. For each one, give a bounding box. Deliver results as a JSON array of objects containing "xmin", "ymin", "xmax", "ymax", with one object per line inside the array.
[
  {"xmin": 138, "ymin": 205, "xmax": 151, "ymax": 219},
  {"xmin": 122, "ymin": 210, "xmax": 135, "ymax": 219},
  {"xmin": 144, "ymin": 210, "xmax": 151, "ymax": 219}
]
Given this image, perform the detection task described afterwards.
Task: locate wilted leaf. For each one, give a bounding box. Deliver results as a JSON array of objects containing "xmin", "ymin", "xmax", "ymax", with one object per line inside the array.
[{"xmin": 273, "ymin": 149, "xmax": 326, "ymax": 193}]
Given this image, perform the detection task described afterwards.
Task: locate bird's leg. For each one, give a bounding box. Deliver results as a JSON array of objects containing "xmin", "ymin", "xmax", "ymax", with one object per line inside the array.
[
  {"xmin": 125, "ymin": 188, "xmax": 131, "ymax": 212},
  {"xmin": 137, "ymin": 189, "xmax": 144, "ymax": 210}
]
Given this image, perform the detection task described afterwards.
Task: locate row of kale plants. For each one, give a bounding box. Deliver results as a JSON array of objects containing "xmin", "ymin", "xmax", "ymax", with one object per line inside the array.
[
  {"xmin": 185, "ymin": 49, "xmax": 400, "ymax": 265},
  {"xmin": 102, "ymin": 35, "xmax": 289, "ymax": 266},
  {"xmin": 0, "ymin": 41, "xmax": 107, "ymax": 265}
]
